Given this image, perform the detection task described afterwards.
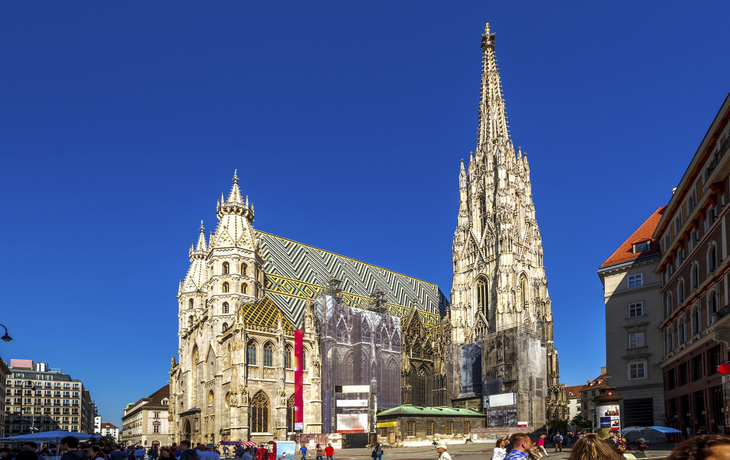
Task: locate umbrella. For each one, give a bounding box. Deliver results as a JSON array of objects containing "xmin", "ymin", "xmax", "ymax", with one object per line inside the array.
[{"xmin": 0, "ymin": 430, "xmax": 99, "ymax": 444}]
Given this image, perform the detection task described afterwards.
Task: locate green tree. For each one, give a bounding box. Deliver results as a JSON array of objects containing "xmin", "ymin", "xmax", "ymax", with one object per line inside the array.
[{"xmin": 570, "ymin": 415, "xmax": 593, "ymax": 430}]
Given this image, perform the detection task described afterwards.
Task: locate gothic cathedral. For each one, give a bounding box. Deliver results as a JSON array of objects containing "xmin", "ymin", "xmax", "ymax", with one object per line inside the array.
[{"xmin": 169, "ymin": 23, "xmax": 564, "ymax": 445}]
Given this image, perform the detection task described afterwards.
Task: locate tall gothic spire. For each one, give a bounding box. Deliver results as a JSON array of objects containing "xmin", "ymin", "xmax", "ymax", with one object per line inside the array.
[{"xmin": 476, "ymin": 23, "xmax": 510, "ymax": 153}]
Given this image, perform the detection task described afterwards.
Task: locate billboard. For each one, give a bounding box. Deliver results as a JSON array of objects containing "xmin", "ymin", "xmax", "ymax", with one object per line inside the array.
[
  {"xmin": 489, "ymin": 393, "xmax": 516, "ymax": 408},
  {"xmin": 336, "ymin": 414, "xmax": 368, "ymax": 433}
]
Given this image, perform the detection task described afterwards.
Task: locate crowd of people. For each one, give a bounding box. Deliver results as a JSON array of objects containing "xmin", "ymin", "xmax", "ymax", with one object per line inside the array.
[
  {"xmin": 482, "ymin": 431, "xmax": 730, "ymax": 460},
  {"xmin": 0, "ymin": 437, "xmax": 310, "ymax": 460}
]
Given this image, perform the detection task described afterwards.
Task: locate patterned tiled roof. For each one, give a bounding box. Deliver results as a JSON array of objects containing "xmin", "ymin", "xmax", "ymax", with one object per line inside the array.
[
  {"xmin": 600, "ymin": 207, "xmax": 665, "ymax": 268},
  {"xmin": 242, "ymin": 296, "xmax": 295, "ymax": 331},
  {"xmin": 257, "ymin": 231, "xmax": 448, "ymax": 328}
]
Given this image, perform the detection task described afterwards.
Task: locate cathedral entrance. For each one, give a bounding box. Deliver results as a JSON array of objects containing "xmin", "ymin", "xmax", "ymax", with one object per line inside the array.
[{"xmin": 183, "ymin": 419, "xmax": 192, "ymax": 441}]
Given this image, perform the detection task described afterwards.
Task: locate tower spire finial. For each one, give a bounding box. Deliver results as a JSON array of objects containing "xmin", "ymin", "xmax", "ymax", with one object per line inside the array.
[{"xmin": 477, "ymin": 23, "xmax": 509, "ymax": 153}]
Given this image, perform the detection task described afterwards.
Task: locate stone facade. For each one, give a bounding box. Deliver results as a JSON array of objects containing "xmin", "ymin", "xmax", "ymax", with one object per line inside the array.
[
  {"xmin": 655, "ymin": 93, "xmax": 730, "ymax": 436},
  {"xmin": 448, "ymin": 24, "xmax": 563, "ymax": 426},
  {"xmin": 598, "ymin": 208, "xmax": 666, "ymax": 428},
  {"xmin": 122, "ymin": 385, "xmax": 171, "ymax": 447}
]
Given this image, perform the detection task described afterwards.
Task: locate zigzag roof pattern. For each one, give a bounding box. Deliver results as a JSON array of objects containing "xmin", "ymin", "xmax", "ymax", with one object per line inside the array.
[{"xmin": 256, "ymin": 231, "xmax": 448, "ymax": 327}]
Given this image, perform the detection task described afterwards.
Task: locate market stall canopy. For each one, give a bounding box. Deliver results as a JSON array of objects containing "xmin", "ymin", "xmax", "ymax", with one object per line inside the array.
[
  {"xmin": 0, "ymin": 430, "xmax": 101, "ymax": 443},
  {"xmin": 621, "ymin": 426, "xmax": 682, "ymax": 434}
]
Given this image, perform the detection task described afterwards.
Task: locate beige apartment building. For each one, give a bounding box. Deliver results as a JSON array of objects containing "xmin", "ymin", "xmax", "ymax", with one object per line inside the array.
[
  {"xmin": 598, "ymin": 208, "xmax": 666, "ymax": 427},
  {"xmin": 122, "ymin": 385, "xmax": 170, "ymax": 447},
  {"xmin": 4, "ymin": 359, "xmax": 95, "ymax": 435},
  {"xmin": 655, "ymin": 92, "xmax": 730, "ymax": 436}
]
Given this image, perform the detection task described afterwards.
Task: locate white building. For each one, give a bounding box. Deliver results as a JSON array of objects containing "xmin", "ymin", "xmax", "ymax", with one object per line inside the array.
[{"xmin": 101, "ymin": 422, "xmax": 119, "ymax": 442}]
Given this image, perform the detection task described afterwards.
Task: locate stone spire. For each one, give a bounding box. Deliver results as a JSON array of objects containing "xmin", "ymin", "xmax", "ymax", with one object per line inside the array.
[
  {"xmin": 476, "ymin": 23, "xmax": 510, "ymax": 155},
  {"xmin": 180, "ymin": 222, "xmax": 209, "ymax": 294},
  {"xmin": 216, "ymin": 171, "xmax": 254, "ymax": 222}
]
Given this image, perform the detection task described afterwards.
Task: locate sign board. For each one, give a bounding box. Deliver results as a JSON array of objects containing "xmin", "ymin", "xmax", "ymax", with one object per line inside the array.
[
  {"xmin": 336, "ymin": 413, "xmax": 368, "ymax": 433},
  {"xmin": 336, "ymin": 399, "xmax": 368, "ymax": 407},
  {"xmin": 517, "ymin": 421, "xmax": 528, "ymax": 427},
  {"xmin": 341, "ymin": 385, "xmax": 370, "ymax": 393},
  {"xmin": 489, "ymin": 393, "xmax": 516, "ymax": 408},
  {"xmin": 377, "ymin": 421, "xmax": 397, "ymax": 428},
  {"xmin": 295, "ymin": 422, "xmax": 303, "ymax": 430}
]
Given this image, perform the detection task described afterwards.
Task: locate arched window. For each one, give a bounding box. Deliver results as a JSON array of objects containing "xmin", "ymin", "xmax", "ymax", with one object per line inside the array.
[
  {"xmin": 189, "ymin": 299, "xmax": 194, "ymax": 309},
  {"xmin": 241, "ymin": 263, "xmax": 247, "ymax": 276},
  {"xmin": 241, "ymin": 283, "xmax": 248, "ymax": 294},
  {"xmin": 666, "ymin": 293, "xmax": 673, "ymax": 317},
  {"xmin": 188, "ymin": 316, "xmax": 194, "ymax": 327},
  {"xmin": 666, "ymin": 330, "xmax": 674, "ymax": 352},
  {"xmin": 678, "ymin": 319, "xmax": 685, "ymax": 344},
  {"xmin": 286, "ymin": 395, "xmax": 295, "ymax": 433},
  {"xmin": 708, "ymin": 244, "xmax": 718, "ymax": 272},
  {"xmin": 264, "ymin": 343, "xmax": 274, "ymax": 367},
  {"xmin": 222, "ymin": 322, "xmax": 228, "ymax": 331},
  {"xmin": 519, "ymin": 275, "xmax": 528, "ymax": 310},
  {"xmin": 691, "ymin": 264, "xmax": 699, "ymax": 290},
  {"xmin": 336, "ymin": 322, "xmax": 348, "ymax": 344},
  {"xmin": 362, "ymin": 323, "xmax": 371, "ymax": 343},
  {"xmin": 285, "ymin": 346, "xmax": 292, "ymax": 369},
  {"xmin": 222, "ymin": 282, "xmax": 230, "ymax": 293},
  {"xmin": 222, "ymin": 262, "xmax": 230, "ymax": 274},
  {"xmin": 302, "ymin": 349, "xmax": 307, "ymax": 370},
  {"xmin": 222, "ymin": 302, "xmax": 229, "ymax": 314},
  {"xmin": 678, "ymin": 279, "xmax": 685, "ymax": 303},
  {"xmin": 710, "ymin": 291, "xmax": 718, "ymax": 323},
  {"xmin": 247, "ymin": 341, "xmax": 257, "ymax": 365},
  {"xmin": 251, "ymin": 392, "xmax": 269, "ymax": 433},
  {"xmin": 476, "ymin": 278, "xmax": 488, "ymax": 317},
  {"xmin": 692, "ymin": 306, "xmax": 700, "ymax": 335},
  {"xmin": 208, "ymin": 390, "xmax": 214, "ymax": 404}
]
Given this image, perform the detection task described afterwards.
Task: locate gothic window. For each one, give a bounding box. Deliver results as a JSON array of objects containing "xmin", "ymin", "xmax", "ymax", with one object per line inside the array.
[
  {"xmin": 362, "ymin": 323, "xmax": 371, "ymax": 343},
  {"xmin": 392, "ymin": 333, "xmax": 401, "ymax": 350},
  {"xmin": 336, "ymin": 322, "xmax": 348, "ymax": 344},
  {"xmin": 251, "ymin": 392, "xmax": 269, "ymax": 433},
  {"xmin": 208, "ymin": 390, "xmax": 214, "ymax": 404},
  {"xmin": 188, "ymin": 316, "xmax": 194, "ymax": 327},
  {"xmin": 476, "ymin": 278, "xmax": 488, "ymax": 317},
  {"xmin": 188, "ymin": 299, "xmax": 194, "ymax": 309},
  {"xmin": 247, "ymin": 341, "xmax": 257, "ymax": 365},
  {"xmin": 286, "ymin": 395, "xmax": 295, "ymax": 433},
  {"xmin": 222, "ymin": 322, "xmax": 228, "ymax": 331},
  {"xmin": 412, "ymin": 366, "xmax": 426, "ymax": 407},
  {"xmin": 222, "ymin": 262, "xmax": 230, "ymax": 274},
  {"xmin": 241, "ymin": 283, "xmax": 248, "ymax": 294},
  {"xmin": 241, "ymin": 263, "xmax": 247, "ymax": 276},
  {"xmin": 520, "ymin": 275, "xmax": 528, "ymax": 309},
  {"xmin": 302, "ymin": 349, "xmax": 307, "ymax": 370},
  {"xmin": 264, "ymin": 342, "xmax": 274, "ymax": 367},
  {"xmin": 479, "ymin": 196, "xmax": 487, "ymax": 230},
  {"xmin": 223, "ymin": 282, "xmax": 230, "ymax": 293},
  {"xmin": 223, "ymin": 302, "xmax": 229, "ymax": 314},
  {"xmin": 285, "ymin": 346, "xmax": 292, "ymax": 369}
]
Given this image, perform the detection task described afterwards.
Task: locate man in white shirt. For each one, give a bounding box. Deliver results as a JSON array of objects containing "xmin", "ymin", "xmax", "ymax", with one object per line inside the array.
[{"xmin": 436, "ymin": 445, "xmax": 451, "ymax": 460}]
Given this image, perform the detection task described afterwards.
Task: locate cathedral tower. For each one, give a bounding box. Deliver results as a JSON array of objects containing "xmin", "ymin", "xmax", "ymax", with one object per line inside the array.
[{"xmin": 451, "ymin": 23, "xmax": 564, "ymax": 424}]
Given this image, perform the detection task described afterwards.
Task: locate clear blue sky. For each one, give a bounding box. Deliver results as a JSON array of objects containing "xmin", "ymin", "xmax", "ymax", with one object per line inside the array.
[{"xmin": 1, "ymin": 1, "xmax": 728, "ymax": 431}]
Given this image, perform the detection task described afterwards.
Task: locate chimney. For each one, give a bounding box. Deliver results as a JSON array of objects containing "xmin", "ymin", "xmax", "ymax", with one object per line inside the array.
[{"xmin": 601, "ymin": 366, "xmax": 607, "ymax": 375}]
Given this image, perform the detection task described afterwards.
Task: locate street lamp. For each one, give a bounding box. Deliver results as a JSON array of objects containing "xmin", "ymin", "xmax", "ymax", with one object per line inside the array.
[
  {"xmin": 0, "ymin": 324, "xmax": 12, "ymax": 342},
  {"xmin": 589, "ymin": 401, "xmax": 596, "ymax": 433}
]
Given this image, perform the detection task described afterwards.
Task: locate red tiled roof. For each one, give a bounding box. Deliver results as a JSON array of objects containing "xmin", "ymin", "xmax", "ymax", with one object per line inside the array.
[
  {"xmin": 600, "ymin": 207, "xmax": 666, "ymax": 268},
  {"xmin": 101, "ymin": 423, "xmax": 117, "ymax": 429},
  {"xmin": 564, "ymin": 385, "xmax": 583, "ymax": 399}
]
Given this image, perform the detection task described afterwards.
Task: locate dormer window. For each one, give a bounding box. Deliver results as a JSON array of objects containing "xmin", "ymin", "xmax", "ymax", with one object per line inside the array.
[{"xmin": 633, "ymin": 241, "xmax": 650, "ymax": 254}]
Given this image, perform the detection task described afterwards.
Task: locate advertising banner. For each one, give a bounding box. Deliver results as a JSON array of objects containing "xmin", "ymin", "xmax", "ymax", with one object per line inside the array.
[
  {"xmin": 295, "ymin": 329, "xmax": 304, "ymax": 431},
  {"xmin": 597, "ymin": 404, "xmax": 620, "ymax": 438}
]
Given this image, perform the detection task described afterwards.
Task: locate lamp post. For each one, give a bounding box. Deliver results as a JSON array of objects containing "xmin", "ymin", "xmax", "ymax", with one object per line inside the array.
[
  {"xmin": 589, "ymin": 401, "xmax": 596, "ymax": 433},
  {"xmin": 0, "ymin": 324, "xmax": 12, "ymax": 342}
]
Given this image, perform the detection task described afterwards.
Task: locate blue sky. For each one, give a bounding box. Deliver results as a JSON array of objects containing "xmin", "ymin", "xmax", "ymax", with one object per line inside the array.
[{"xmin": 1, "ymin": 1, "xmax": 729, "ymax": 430}]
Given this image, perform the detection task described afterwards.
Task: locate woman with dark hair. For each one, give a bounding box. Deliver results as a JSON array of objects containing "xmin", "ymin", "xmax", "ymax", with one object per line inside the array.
[
  {"xmin": 88, "ymin": 446, "xmax": 107, "ymax": 460},
  {"xmin": 667, "ymin": 434, "xmax": 730, "ymax": 460},
  {"xmin": 567, "ymin": 434, "xmax": 623, "ymax": 460},
  {"xmin": 492, "ymin": 437, "xmax": 507, "ymax": 460}
]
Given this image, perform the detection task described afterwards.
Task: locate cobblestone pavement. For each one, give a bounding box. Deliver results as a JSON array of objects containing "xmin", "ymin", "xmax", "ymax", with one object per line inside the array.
[{"xmin": 317, "ymin": 443, "xmax": 680, "ymax": 460}]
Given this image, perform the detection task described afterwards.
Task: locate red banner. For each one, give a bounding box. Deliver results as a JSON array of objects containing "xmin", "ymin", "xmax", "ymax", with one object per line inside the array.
[{"xmin": 295, "ymin": 329, "xmax": 304, "ymax": 430}]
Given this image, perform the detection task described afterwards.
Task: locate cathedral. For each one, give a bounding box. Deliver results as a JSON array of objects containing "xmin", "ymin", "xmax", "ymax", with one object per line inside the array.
[{"xmin": 169, "ymin": 23, "xmax": 564, "ymax": 445}]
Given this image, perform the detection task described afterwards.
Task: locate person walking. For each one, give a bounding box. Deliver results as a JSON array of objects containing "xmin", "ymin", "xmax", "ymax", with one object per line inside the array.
[
  {"xmin": 492, "ymin": 438, "xmax": 507, "ymax": 460},
  {"xmin": 536, "ymin": 436, "xmax": 549, "ymax": 457},
  {"xmin": 313, "ymin": 445, "xmax": 322, "ymax": 460},
  {"xmin": 371, "ymin": 443, "xmax": 382, "ymax": 460},
  {"xmin": 553, "ymin": 433, "xmax": 563, "ymax": 453},
  {"xmin": 324, "ymin": 444, "xmax": 334, "ymax": 460},
  {"xmin": 299, "ymin": 445, "xmax": 306, "ymax": 460}
]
